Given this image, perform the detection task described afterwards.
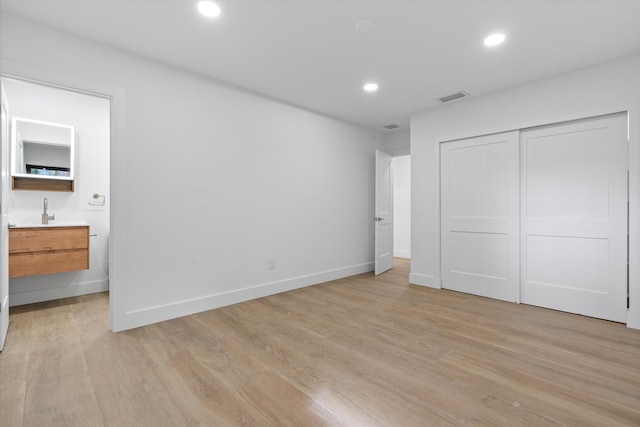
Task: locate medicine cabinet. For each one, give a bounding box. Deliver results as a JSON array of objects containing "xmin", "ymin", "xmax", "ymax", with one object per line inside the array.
[{"xmin": 11, "ymin": 117, "xmax": 75, "ymax": 192}]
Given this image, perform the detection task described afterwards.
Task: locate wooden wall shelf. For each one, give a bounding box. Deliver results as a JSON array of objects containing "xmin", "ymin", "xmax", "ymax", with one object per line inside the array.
[{"xmin": 12, "ymin": 176, "xmax": 74, "ymax": 192}]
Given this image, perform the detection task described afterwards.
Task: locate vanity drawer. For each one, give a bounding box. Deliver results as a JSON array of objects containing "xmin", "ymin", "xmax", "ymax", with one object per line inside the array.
[
  {"xmin": 9, "ymin": 226, "xmax": 90, "ymax": 278},
  {"xmin": 9, "ymin": 227, "xmax": 89, "ymax": 254},
  {"xmin": 9, "ymin": 250, "xmax": 89, "ymax": 278}
]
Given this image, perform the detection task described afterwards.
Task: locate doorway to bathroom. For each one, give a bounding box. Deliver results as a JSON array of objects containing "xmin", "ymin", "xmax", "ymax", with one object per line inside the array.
[{"xmin": 0, "ymin": 75, "xmax": 111, "ymax": 330}]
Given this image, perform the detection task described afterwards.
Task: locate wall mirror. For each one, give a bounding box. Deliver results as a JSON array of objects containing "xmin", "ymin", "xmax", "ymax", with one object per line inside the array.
[{"xmin": 11, "ymin": 117, "xmax": 75, "ymax": 191}]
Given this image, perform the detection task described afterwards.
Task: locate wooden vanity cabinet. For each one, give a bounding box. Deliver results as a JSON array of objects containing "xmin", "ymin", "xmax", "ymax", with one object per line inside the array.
[{"xmin": 9, "ymin": 226, "xmax": 89, "ymax": 278}]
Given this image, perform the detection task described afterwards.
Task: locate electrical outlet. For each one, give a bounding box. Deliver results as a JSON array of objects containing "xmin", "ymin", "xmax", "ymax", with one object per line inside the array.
[{"xmin": 268, "ymin": 257, "xmax": 276, "ymax": 270}]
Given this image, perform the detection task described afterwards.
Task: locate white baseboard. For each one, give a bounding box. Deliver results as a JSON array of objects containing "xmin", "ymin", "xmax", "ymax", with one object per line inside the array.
[
  {"xmin": 409, "ymin": 273, "xmax": 441, "ymax": 289},
  {"xmin": 393, "ymin": 250, "xmax": 411, "ymax": 259},
  {"xmin": 9, "ymin": 280, "xmax": 109, "ymax": 307},
  {"xmin": 627, "ymin": 308, "xmax": 640, "ymax": 330},
  {"xmin": 114, "ymin": 262, "xmax": 375, "ymax": 332}
]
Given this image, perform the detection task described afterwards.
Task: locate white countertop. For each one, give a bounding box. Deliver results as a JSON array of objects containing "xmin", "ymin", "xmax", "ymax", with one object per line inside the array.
[{"xmin": 9, "ymin": 223, "xmax": 88, "ymax": 229}]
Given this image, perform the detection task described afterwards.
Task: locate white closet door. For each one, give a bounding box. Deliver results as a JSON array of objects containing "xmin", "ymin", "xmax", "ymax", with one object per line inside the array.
[
  {"xmin": 521, "ymin": 113, "xmax": 628, "ymax": 322},
  {"xmin": 441, "ymin": 131, "xmax": 520, "ymax": 302}
]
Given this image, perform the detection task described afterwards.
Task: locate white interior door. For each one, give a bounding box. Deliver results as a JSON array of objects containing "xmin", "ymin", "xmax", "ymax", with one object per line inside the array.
[
  {"xmin": 0, "ymin": 83, "xmax": 10, "ymax": 351},
  {"xmin": 521, "ymin": 113, "xmax": 628, "ymax": 322},
  {"xmin": 375, "ymin": 150, "xmax": 393, "ymax": 275},
  {"xmin": 441, "ymin": 131, "xmax": 520, "ymax": 302}
]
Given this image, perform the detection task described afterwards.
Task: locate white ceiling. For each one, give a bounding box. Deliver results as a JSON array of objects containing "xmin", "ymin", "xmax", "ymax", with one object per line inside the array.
[{"xmin": 2, "ymin": 0, "xmax": 640, "ymax": 132}]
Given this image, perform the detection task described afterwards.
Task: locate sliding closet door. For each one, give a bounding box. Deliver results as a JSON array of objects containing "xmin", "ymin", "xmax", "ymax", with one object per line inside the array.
[
  {"xmin": 521, "ymin": 113, "xmax": 628, "ymax": 322},
  {"xmin": 441, "ymin": 131, "xmax": 520, "ymax": 302}
]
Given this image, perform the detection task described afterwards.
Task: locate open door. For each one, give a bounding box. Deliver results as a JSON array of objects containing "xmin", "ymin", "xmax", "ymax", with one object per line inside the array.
[
  {"xmin": 0, "ymin": 83, "xmax": 10, "ymax": 351},
  {"xmin": 375, "ymin": 150, "xmax": 394, "ymax": 275}
]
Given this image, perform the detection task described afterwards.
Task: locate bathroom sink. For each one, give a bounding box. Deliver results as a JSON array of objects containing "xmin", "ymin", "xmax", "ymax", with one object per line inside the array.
[{"xmin": 10, "ymin": 223, "xmax": 88, "ymax": 228}]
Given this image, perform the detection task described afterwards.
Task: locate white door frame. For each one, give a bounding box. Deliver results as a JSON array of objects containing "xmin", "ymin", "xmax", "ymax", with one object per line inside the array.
[
  {"xmin": 433, "ymin": 105, "xmax": 640, "ymax": 328},
  {"xmin": 0, "ymin": 59, "xmax": 126, "ymax": 332},
  {"xmin": 0, "ymin": 82, "xmax": 10, "ymax": 350}
]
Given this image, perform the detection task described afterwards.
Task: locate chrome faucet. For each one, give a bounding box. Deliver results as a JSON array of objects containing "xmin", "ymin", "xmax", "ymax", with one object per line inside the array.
[{"xmin": 42, "ymin": 198, "xmax": 55, "ymax": 225}]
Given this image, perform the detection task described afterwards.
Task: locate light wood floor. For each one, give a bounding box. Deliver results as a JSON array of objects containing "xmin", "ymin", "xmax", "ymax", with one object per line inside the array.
[{"xmin": 1, "ymin": 258, "xmax": 640, "ymax": 426}]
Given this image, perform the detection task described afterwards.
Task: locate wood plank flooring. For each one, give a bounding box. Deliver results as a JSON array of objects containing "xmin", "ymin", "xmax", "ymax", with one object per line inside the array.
[{"xmin": 2, "ymin": 258, "xmax": 640, "ymax": 426}]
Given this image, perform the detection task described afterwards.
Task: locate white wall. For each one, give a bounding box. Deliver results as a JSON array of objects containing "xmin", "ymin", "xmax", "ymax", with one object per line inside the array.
[
  {"xmin": 384, "ymin": 128, "xmax": 410, "ymax": 156},
  {"xmin": 0, "ymin": 13, "xmax": 384, "ymax": 331},
  {"xmin": 392, "ymin": 155, "xmax": 410, "ymax": 259},
  {"xmin": 410, "ymin": 54, "xmax": 640, "ymax": 329},
  {"xmin": 3, "ymin": 78, "xmax": 110, "ymax": 305}
]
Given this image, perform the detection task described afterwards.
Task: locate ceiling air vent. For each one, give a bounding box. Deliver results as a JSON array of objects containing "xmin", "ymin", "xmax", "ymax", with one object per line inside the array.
[
  {"xmin": 438, "ymin": 90, "xmax": 469, "ymax": 103},
  {"xmin": 383, "ymin": 123, "xmax": 401, "ymax": 130}
]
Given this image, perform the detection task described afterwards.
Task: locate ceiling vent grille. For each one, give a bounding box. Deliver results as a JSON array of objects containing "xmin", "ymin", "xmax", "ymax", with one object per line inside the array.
[
  {"xmin": 438, "ymin": 90, "xmax": 469, "ymax": 103},
  {"xmin": 383, "ymin": 123, "xmax": 401, "ymax": 130}
]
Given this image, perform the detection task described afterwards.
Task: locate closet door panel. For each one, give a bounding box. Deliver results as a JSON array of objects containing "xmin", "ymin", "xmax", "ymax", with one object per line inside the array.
[
  {"xmin": 441, "ymin": 131, "xmax": 520, "ymax": 302},
  {"xmin": 521, "ymin": 113, "xmax": 628, "ymax": 322}
]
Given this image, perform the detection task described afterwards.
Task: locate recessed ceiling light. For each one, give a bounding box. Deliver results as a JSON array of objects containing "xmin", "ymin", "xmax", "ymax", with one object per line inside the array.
[
  {"xmin": 484, "ymin": 33, "xmax": 505, "ymax": 47},
  {"xmin": 355, "ymin": 20, "xmax": 374, "ymax": 32},
  {"xmin": 198, "ymin": 1, "xmax": 221, "ymax": 18},
  {"xmin": 363, "ymin": 83, "xmax": 378, "ymax": 92}
]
